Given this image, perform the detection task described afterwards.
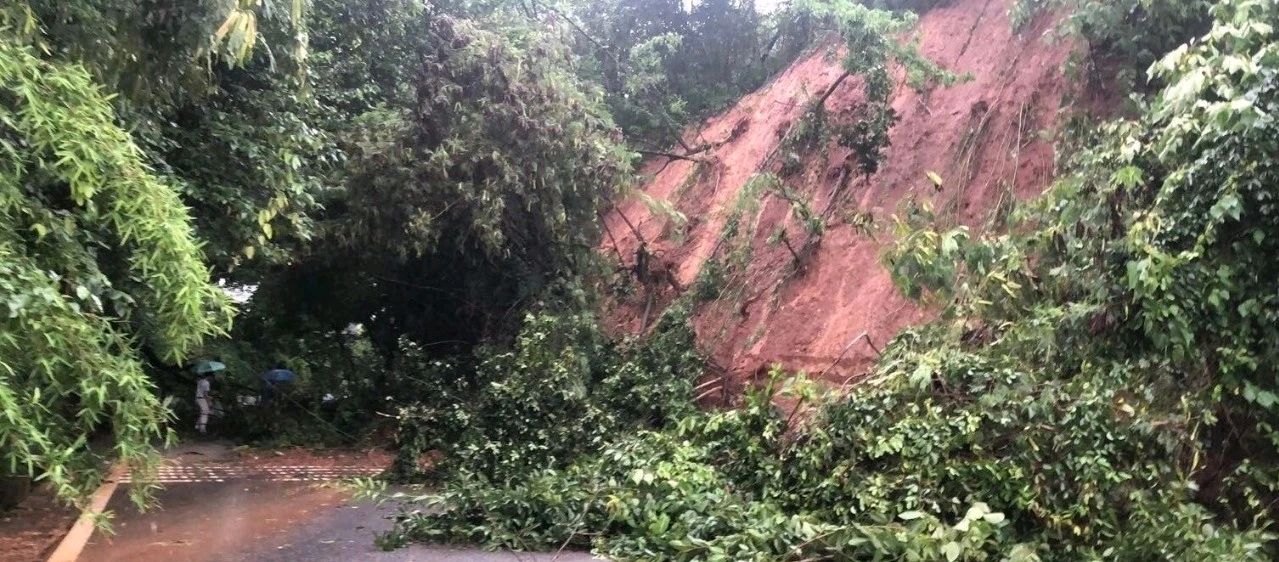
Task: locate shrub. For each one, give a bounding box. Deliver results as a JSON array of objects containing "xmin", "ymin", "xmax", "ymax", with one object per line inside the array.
[{"xmin": 390, "ymin": 305, "xmax": 702, "ymax": 484}]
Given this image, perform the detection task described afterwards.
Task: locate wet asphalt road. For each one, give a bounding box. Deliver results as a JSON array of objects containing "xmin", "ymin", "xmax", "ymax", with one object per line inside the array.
[
  {"xmin": 81, "ymin": 480, "xmax": 600, "ymax": 562},
  {"xmin": 77, "ymin": 442, "xmax": 600, "ymax": 562}
]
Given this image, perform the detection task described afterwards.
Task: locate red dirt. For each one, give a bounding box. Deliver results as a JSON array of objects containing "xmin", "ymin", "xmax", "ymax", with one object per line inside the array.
[
  {"xmin": 0, "ymin": 485, "xmax": 77, "ymax": 562},
  {"xmin": 602, "ymin": 0, "xmax": 1075, "ymax": 390}
]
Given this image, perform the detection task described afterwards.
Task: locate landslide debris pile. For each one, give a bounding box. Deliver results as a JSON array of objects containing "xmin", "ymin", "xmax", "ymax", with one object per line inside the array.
[
  {"xmin": 384, "ymin": 1, "xmax": 1279, "ymax": 560},
  {"xmin": 603, "ymin": 0, "xmax": 1072, "ymax": 385}
]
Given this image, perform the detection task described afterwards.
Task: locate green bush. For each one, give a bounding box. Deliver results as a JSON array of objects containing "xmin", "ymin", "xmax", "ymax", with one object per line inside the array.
[
  {"xmin": 389, "ymin": 304, "xmax": 702, "ymax": 484},
  {"xmin": 1011, "ymin": 0, "xmax": 1214, "ymax": 94}
]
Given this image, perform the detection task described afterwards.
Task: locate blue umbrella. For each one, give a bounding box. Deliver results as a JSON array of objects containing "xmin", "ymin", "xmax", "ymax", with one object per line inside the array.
[{"xmin": 262, "ymin": 369, "xmax": 296, "ymax": 383}]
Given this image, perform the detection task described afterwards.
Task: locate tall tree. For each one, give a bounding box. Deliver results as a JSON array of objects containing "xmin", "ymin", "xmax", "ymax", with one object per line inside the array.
[{"xmin": 241, "ymin": 2, "xmax": 632, "ymax": 371}]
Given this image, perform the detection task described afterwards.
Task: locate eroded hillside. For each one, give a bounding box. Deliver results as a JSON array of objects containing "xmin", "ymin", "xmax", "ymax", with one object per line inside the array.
[{"xmin": 603, "ymin": 0, "xmax": 1076, "ymax": 389}]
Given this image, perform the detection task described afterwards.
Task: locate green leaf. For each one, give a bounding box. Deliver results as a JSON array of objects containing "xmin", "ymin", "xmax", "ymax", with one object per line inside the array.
[
  {"xmin": 1111, "ymin": 165, "xmax": 1143, "ymax": 188},
  {"xmin": 941, "ymin": 541, "xmax": 961, "ymax": 562}
]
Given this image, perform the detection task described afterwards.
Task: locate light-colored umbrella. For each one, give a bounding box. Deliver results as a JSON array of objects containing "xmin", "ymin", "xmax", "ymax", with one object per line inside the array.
[{"xmin": 192, "ymin": 360, "xmax": 226, "ymax": 374}]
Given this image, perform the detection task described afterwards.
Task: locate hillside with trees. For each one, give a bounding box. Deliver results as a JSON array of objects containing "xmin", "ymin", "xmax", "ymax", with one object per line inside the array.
[{"xmin": 2, "ymin": 0, "xmax": 1277, "ymax": 560}]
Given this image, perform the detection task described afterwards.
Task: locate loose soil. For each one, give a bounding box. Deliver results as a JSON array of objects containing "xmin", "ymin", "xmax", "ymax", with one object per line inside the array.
[
  {"xmin": 0, "ymin": 485, "xmax": 78, "ymax": 562},
  {"xmin": 603, "ymin": 0, "xmax": 1077, "ymax": 391}
]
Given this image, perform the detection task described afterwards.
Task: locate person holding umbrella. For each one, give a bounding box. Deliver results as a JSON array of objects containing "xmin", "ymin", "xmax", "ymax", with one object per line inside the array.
[
  {"xmin": 260, "ymin": 364, "xmax": 296, "ymax": 406},
  {"xmin": 192, "ymin": 359, "xmax": 225, "ymax": 434}
]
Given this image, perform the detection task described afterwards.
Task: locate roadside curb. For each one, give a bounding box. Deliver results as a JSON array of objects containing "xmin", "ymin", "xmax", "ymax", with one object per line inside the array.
[{"xmin": 45, "ymin": 463, "xmax": 126, "ymax": 562}]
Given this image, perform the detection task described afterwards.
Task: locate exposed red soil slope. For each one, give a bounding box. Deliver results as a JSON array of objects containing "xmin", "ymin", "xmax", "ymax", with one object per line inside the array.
[{"xmin": 602, "ymin": 0, "xmax": 1076, "ymax": 390}]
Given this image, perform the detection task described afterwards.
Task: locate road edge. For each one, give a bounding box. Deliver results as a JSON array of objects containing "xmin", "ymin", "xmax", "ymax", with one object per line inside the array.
[{"xmin": 45, "ymin": 463, "xmax": 126, "ymax": 562}]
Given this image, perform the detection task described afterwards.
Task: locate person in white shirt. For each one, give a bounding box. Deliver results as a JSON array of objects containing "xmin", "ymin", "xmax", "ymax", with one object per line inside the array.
[{"xmin": 195, "ymin": 374, "xmax": 212, "ymax": 434}]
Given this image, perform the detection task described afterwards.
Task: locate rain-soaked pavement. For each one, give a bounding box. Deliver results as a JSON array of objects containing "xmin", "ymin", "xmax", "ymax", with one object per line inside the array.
[{"xmin": 79, "ymin": 443, "xmax": 600, "ymax": 562}]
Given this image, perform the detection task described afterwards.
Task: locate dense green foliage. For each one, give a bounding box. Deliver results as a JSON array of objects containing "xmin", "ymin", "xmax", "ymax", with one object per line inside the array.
[
  {"xmin": 0, "ymin": 30, "xmax": 231, "ymax": 505},
  {"xmin": 1012, "ymin": 0, "xmax": 1216, "ymax": 95},
  {"xmin": 0, "ymin": 0, "xmax": 331, "ymax": 508},
  {"xmin": 227, "ymin": 0, "xmax": 948, "ymax": 405},
  {"xmin": 389, "ymin": 303, "xmax": 702, "ymax": 482},
  {"xmin": 381, "ymin": 1, "xmax": 1279, "ymax": 559},
  {"xmin": 572, "ymin": 0, "xmax": 769, "ymax": 145},
  {"xmin": 0, "ymin": 0, "xmax": 938, "ymax": 512},
  {"xmin": 775, "ymin": 0, "xmax": 957, "ymax": 178},
  {"xmin": 7, "ymin": 7, "xmax": 1279, "ymax": 562},
  {"xmin": 1, "ymin": 0, "xmax": 642, "ymax": 487},
  {"xmin": 233, "ymin": 2, "xmax": 634, "ymax": 391},
  {"xmin": 520, "ymin": 0, "xmax": 952, "ymax": 146},
  {"xmin": 9, "ymin": 0, "xmax": 322, "ymax": 271}
]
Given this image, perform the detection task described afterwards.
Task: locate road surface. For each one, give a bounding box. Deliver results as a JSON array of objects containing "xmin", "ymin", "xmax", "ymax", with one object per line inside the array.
[{"xmin": 78, "ymin": 444, "xmax": 599, "ymax": 562}]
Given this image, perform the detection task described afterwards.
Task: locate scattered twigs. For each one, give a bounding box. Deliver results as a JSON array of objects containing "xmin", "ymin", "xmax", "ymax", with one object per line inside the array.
[
  {"xmin": 817, "ymin": 330, "xmax": 879, "ymax": 380},
  {"xmin": 778, "ymin": 330, "xmax": 878, "ymax": 430},
  {"xmin": 779, "ymin": 233, "xmax": 802, "ymax": 264},
  {"xmin": 530, "ymin": 0, "xmax": 609, "ymax": 53},
  {"xmin": 783, "ymin": 390, "xmax": 809, "ymax": 430},
  {"xmin": 640, "ymin": 290, "xmax": 654, "ymax": 334},
  {"xmin": 814, "ymin": 70, "xmax": 852, "ymax": 113},
  {"xmin": 837, "ymin": 371, "xmax": 867, "ymax": 393},
  {"xmin": 599, "ymin": 212, "xmax": 626, "ymax": 264},
  {"xmin": 694, "ymin": 376, "xmax": 725, "ymax": 393},
  {"xmin": 694, "ymin": 376, "xmax": 726, "ymax": 403},
  {"xmin": 552, "ymin": 482, "xmax": 605, "ymax": 560},
  {"xmin": 613, "ymin": 206, "xmax": 646, "ymax": 245},
  {"xmin": 637, "ymin": 149, "xmax": 708, "ymax": 163}
]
